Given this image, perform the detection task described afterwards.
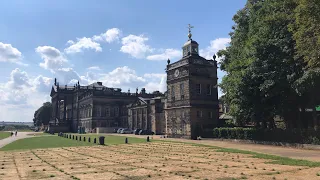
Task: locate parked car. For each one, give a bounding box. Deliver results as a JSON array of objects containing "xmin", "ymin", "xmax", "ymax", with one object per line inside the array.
[
  {"xmin": 113, "ymin": 128, "xmax": 119, "ymax": 133},
  {"xmin": 139, "ymin": 129, "xmax": 155, "ymax": 135},
  {"xmin": 134, "ymin": 129, "xmax": 142, "ymax": 135},
  {"xmin": 117, "ymin": 128, "xmax": 123, "ymax": 133},
  {"xmin": 121, "ymin": 128, "xmax": 133, "ymax": 134}
]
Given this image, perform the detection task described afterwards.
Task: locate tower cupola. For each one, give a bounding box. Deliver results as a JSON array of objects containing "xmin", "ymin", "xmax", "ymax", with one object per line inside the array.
[{"xmin": 182, "ymin": 24, "xmax": 199, "ymax": 57}]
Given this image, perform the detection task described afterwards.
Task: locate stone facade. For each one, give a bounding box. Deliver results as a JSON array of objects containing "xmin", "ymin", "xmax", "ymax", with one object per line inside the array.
[
  {"xmin": 49, "ymin": 30, "xmax": 219, "ymax": 139},
  {"xmin": 50, "ymin": 81, "xmax": 160, "ymax": 133},
  {"xmin": 165, "ymin": 37, "xmax": 219, "ymax": 139},
  {"xmin": 127, "ymin": 96, "xmax": 166, "ymax": 134}
]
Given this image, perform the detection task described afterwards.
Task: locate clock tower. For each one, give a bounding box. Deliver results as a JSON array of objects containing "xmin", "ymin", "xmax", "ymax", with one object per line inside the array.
[{"xmin": 165, "ymin": 24, "xmax": 219, "ymax": 140}]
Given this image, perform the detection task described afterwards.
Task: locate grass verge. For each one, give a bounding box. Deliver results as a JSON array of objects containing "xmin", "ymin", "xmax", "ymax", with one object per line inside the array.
[
  {"xmin": 150, "ymin": 138, "xmax": 320, "ymax": 167},
  {"xmin": 216, "ymin": 147, "xmax": 320, "ymax": 167},
  {"xmin": 68, "ymin": 134, "xmax": 148, "ymax": 145},
  {"xmin": 26, "ymin": 132, "xmax": 51, "ymax": 136},
  {"xmin": 0, "ymin": 136, "xmax": 95, "ymax": 151},
  {"xmin": 0, "ymin": 132, "xmax": 11, "ymax": 140}
]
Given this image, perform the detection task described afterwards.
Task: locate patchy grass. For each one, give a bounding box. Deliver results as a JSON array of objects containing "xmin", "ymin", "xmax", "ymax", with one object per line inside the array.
[
  {"xmin": 0, "ymin": 141, "xmax": 319, "ymax": 180},
  {"xmin": 0, "ymin": 132, "xmax": 11, "ymax": 140},
  {"xmin": 150, "ymin": 138, "xmax": 320, "ymax": 167},
  {"xmin": 216, "ymin": 148, "xmax": 320, "ymax": 167},
  {"xmin": 0, "ymin": 136, "xmax": 95, "ymax": 151}
]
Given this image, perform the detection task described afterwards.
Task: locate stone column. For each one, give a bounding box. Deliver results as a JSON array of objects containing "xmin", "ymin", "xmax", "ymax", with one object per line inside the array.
[
  {"xmin": 134, "ymin": 109, "xmax": 138, "ymax": 129},
  {"xmin": 63, "ymin": 96, "xmax": 67, "ymax": 121},
  {"xmin": 71, "ymin": 95, "xmax": 74, "ymax": 122},
  {"xmin": 55, "ymin": 95, "xmax": 59, "ymax": 125}
]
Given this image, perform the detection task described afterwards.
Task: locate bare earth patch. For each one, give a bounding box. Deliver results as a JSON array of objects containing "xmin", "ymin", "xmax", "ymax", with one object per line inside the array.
[{"xmin": 0, "ymin": 142, "xmax": 319, "ymax": 180}]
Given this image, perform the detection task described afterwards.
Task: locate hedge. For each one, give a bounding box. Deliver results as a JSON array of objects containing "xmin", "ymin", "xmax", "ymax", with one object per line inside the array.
[{"xmin": 212, "ymin": 127, "xmax": 320, "ymax": 145}]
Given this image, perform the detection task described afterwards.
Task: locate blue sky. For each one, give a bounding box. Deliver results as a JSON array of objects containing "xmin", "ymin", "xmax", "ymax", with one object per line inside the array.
[{"xmin": 0, "ymin": 0, "xmax": 246, "ymax": 122}]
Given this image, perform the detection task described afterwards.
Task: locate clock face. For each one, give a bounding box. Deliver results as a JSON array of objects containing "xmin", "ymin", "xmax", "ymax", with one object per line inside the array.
[{"xmin": 174, "ymin": 69, "xmax": 180, "ymax": 77}]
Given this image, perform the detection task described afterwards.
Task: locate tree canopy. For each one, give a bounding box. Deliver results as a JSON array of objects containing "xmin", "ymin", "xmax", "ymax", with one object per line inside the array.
[
  {"xmin": 33, "ymin": 102, "xmax": 52, "ymax": 126},
  {"xmin": 218, "ymin": 0, "xmax": 320, "ymax": 129}
]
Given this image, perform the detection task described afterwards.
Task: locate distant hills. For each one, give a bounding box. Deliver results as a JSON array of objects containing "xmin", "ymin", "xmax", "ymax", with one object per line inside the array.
[{"xmin": 0, "ymin": 121, "xmax": 34, "ymax": 127}]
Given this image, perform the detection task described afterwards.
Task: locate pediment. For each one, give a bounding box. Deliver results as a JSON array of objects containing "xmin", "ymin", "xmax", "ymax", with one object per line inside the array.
[{"xmin": 132, "ymin": 98, "xmax": 147, "ymax": 107}]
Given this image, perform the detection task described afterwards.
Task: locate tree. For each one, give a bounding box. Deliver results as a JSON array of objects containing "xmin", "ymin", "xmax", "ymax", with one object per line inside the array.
[
  {"xmin": 290, "ymin": 0, "xmax": 320, "ymax": 130},
  {"xmin": 290, "ymin": 0, "xmax": 320, "ymax": 68},
  {"xmin": 33, "ymin": 102, "xmax": 52, "ymax": 126},
  {"xmin": 218, "ymin": 0, "xmax": 310, "ymax": 129}
]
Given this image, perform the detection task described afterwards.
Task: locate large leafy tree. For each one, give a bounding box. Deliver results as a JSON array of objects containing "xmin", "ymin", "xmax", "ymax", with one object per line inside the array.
[
  {"xmin": 290, "ymin": 0, "xmax": 320, "ymax": 130},
  {"xmin": 291, "ymin": 0, "xmax": 320, "ymax": 68},
  {"xmin": 218, "ymin": 0, "xmax": 311, "ymax": 128},
  {"xmin": 33, "ymin": 102, "xmax": 52, "ymax": 126}
]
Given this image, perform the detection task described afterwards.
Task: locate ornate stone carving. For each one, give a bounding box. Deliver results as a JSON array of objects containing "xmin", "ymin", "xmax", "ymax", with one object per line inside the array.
[{"xmin": 168, "ymin": 59, "xmax": 188, "ymax": 70}]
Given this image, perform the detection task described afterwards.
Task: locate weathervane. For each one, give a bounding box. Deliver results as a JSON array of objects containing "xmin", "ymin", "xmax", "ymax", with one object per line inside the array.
[{"xmin": 187, "ymin": 24, "xmax": 194, "ymax": 40}]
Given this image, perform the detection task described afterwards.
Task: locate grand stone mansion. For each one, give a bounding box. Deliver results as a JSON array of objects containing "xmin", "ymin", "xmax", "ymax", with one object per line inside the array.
[{"xmin": 49, "ymin": 28, "xmax": 219, "ymax": 139}]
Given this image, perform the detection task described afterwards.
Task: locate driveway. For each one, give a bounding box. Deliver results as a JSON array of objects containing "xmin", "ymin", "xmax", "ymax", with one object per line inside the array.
[{"xmin": 0, "ymin": 131, "xmax": 43, "ymax": 148}]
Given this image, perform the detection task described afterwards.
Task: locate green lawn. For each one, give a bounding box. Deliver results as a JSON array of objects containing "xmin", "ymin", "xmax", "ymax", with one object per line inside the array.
[
  {"xmin": 216, "ymin": 147, "xmax": 320, "ymax": 167},
  {"xmin": 67, "ymin": 134, "xmax": 148, "ymax": 145},
  {"xmin": 0, "ymin": 136, "xmax": 95, "ymax": 151},
  {"xmin": 0, "ymin": 134, "xmax": 149, "ymax": 151},
  {"xmin": 0, "ymin": 132, "xmax": 11, "ymax": 140},
  {"xmin": 26, "ymin": 132, "xmax": 50, "ymax": 136}
]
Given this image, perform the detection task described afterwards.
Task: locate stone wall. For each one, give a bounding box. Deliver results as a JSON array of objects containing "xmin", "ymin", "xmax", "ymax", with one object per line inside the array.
[
  {"xmin": 165, "ymin": 108, "xmax": 191, "ymax": 138},
  {"xmin": 96, "ymin": 127, "xmax": 115, "ymax": 133}
]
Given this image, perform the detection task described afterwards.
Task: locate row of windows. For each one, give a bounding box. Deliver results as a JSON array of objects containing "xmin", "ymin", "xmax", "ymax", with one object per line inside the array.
[
  {"xmin": 196, "ymin": 84, "xmax": 214, "ymax": 95},
  {"xmin": 94, "ymin": 107, "xmax": 119, "ymax": 117},
  {"xmin": 170, "ymin": 83, "xmax": 215, "ymax": 101},
  {"xmin": 80, "ymin": 108, "xmax": 92, "ymax": 118},
  {"xmin": 197, "ymin": 111, "xmax": 214, "ymax": 118}
]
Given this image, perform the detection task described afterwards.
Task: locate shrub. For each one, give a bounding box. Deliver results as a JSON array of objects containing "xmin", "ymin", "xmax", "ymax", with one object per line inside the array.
[{"xmin": 212, "ymin": 127, "xmax": 320, "ymax": 144}]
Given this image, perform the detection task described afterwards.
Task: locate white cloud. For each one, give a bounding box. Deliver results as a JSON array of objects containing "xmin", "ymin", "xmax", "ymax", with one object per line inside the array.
[
  {"xmin": 87, "ymin": 66, "xmax": 101, "ymax": 71},
  {"xmin": 144, "ymin": 74, "xmax": 167, "ymax": 92},
  {"xmin": 120, "ymin": 35, "xmax": 153, "ymax": 58},
  {"xmin": 5, "ymin": 68, "xmax": 31, "ymax": 90},
  {"xmin": 64, "ymin": 37, "xmax": 102, "ymax": 54},
  {"xmin": 0, "ymin": 68, "xmax": 53, "ymax": 121},
  {"xmin": 146, "ymin": 49, "xmax": 181, "ymax": 61},
  {"xmin": 65, "ymin": 28, "xmax": 121, "ymax": 54},
  {"xmin": 53, "ymin": 68, "xmax": 87, "ymax": 85},
  {"xmin": 93, "ymin": 28, "xmax": 121, "ymax": 43},
  {"xmin": 143, "ymin": 73, "xmax": 166, "ymax": 80},
  {"xmin": 36, "ymin": 46, "xmax": 68, "ymax": 71},
  {"xmin": 0, "ymin": 42, "xmax": 28, "ymax": 66},
  {"xmin": 200, "ymin": 38, "xmax": 231, "ymax": 61},
  {"xmin": 79, "ymin": 66, "xmax": 166, "ymax": 93},
  {"xmin": 32, "ymin": 75, "xmax": 53, "ymax": 93},
  {"xmin": 66, "ymin": 40, "xmax": 74, "ymax": 45},
  {"xmin": 98, "ymin": 66, "xmax": 146, "ymax": 88}
]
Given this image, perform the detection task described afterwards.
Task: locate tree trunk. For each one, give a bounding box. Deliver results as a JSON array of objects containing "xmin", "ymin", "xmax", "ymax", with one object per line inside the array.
[
  {"xmin": 300, "ymin": 106, "xmax": 308, "ymax": 128},
  {"xmin": 262, "ymin": 119, "xmax": 267, "ymax": 129},
  {"xmin": 283, "ymin": 112, "xmax": 292, "ymax": 129},
  {"xmin": 269, "ymin": 118, "xmax": 276, "ymax": 129},
  {"xmin": 312, "ymin": 106, "xmax": 318, "ymax": 131},
  {"xmin": 311, "ymin": 91, "xmax": 318, "ymax": 131}
]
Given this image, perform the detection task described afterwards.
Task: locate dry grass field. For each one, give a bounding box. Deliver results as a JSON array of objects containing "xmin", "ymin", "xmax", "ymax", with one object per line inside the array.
[{"xmin": 0, "ymin": 141, "xmax": 320, "ymax": 180}]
